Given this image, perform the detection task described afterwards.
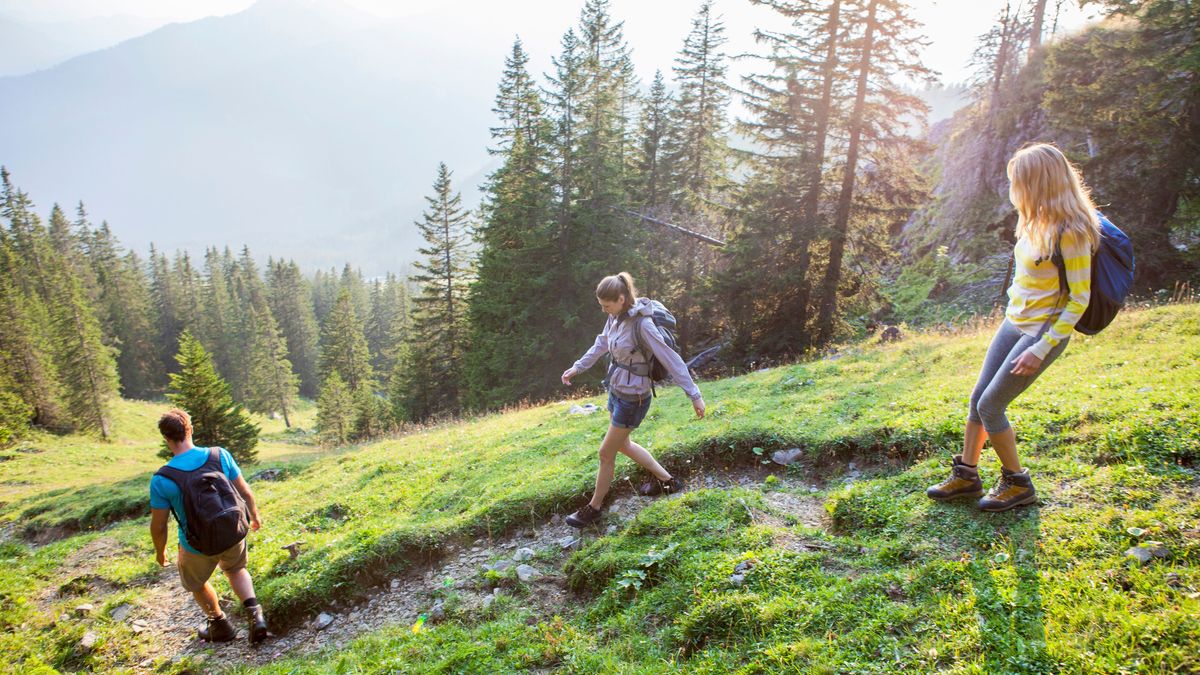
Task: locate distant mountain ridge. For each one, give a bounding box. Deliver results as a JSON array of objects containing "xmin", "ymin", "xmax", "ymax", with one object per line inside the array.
[{"xmin": 0, "ymin": 0, "xmax": 500, "ymax": 275}]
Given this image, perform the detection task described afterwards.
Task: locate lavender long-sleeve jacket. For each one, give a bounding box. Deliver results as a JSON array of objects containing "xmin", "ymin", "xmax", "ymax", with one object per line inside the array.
[{"xmin": 571, "ymin": 298, "xmax": 702, "ymax": 401}]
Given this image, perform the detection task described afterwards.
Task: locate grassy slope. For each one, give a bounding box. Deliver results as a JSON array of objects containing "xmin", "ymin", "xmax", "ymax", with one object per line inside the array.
[{"xmin": 1, "ymin": 305, "xmax": 1197, "ymax": 672}]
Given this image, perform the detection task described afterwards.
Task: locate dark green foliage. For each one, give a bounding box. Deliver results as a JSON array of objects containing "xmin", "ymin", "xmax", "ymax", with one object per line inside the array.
[
  {"xmin": 1042, "ymin": 0, "xmax": 1199, "ymax": 287},
  {"xmin": 244, "ymin": 305, "xmax": 300, "ymax": 428},
  {"xmin": 464, "ymin": 38, "xmax": 559, "ymax": 410},
  {"xmin": 266, "ymin": 258, "xmax": 321, "ymax": 398},
  {"xmin": 165, "ymin": 330, "xmax": 259, "ymax": 464},
  {"xmin": 319, "ymin": 290, "xmax": 374, "ymax": 394},
  {"xmin": 316, "ymin": 371, "xmax": 354, "ymax": 446},
  {"xmin": 83, "ymin": 221, "xmax": 162, "ymax": 399}
]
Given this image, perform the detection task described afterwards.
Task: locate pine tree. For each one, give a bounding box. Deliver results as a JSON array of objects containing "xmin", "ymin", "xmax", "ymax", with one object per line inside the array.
[
  {"xmin": 731, "ymin": 0, "xmax": 847, "ymax": 355},
  {"xmin": 366, "ymin": 273, "xmax": 408, "ymax": 386},
  {"xmin": 319, "ymin": 289, "xmax": 374, "ymax": 394},
  {"xmin": 662, "ymin": 0, "xmax": 731, "ymax": 353},
  {"xmin": 631, "ymin": 70, "xmax": 678, "ymax": 301},
  {"xmin": 464, "ymin": 38, "xmax": 559, "ymax": 409},
  {"xmin": 197, "ymin": 247, "xmax": 241, "ymax": 395},
  {"xmin": 87, "ymin": 223, "xmax": 161, "ymax": 398},
  {"xmin": 165, "ymin": 330, "xmax": 260, "ymax": 463},
  {"xmin": 266, "ymin": 258, "xmax": 321, "ymax": 397},
  {"xmin": 400, "ymin": 163, "xmax": 474, "ymax": 419},
  {"xmin": 47, "ymin": 256, "xmax": 121, "ymax": 439},
  {"xmin": 316, "ymin": 371, "xmax": 354, "ymax": 446},
  {"xmin": 244, "ymin": 305, "xmax": 300, "ymax": 427},
  {"xmin": 814, "ymin": 0, "xmax": 930, "ymax": 343},
  {"xmin": 0, "ymin": 234, "xmax": 62, "ymax": 430}
]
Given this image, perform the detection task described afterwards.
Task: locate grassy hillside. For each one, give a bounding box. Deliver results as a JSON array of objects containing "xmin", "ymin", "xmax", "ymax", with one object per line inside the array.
[{"xmin": 1, "ymin": 305, "xmax": 1197, "ymax": 673}]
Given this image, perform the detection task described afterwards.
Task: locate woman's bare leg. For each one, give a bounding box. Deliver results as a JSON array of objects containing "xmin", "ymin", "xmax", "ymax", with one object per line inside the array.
[
  {"xmin": 962, "ymin": 420, "xmax": 989, "ymax": 466},
  {"xmin": 590, "ymin": 425, "xmax": 633, "ymax": 509},
  {"xmin": 620, "ymin": 437, "xmax": 671, "ymax": 481}
]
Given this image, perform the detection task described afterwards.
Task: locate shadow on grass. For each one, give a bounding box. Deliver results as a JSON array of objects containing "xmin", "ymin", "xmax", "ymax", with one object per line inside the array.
[{"xmin": 969, "ymin": 507, "xmax": 1050, "ymax": 673}]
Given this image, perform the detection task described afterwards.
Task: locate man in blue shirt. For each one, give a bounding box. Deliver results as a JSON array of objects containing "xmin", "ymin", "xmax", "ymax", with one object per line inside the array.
[{"xmin": 150, "ymin": 409, "xmax": 268, "ymax": 644}]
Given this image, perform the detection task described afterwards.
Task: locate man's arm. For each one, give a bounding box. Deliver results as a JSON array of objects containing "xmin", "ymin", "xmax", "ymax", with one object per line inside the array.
[
  {"xmin": 150, "ymin": 508, "xmax": 170, "ymax": 566},
  {"xmin": 233, "ymin": 475, "xmax": 262, "ymax": 530}
]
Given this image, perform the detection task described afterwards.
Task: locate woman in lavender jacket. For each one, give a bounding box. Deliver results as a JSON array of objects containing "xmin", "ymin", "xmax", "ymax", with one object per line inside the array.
[{"xmin": 559, "ymin": 272, "xmax": 706, "ymax": 528}]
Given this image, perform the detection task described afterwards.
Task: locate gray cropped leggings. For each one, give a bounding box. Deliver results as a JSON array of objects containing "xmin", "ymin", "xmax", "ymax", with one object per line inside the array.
[{"xmin": 968, "ymin": 319, "xmax": 1069, "ymax": 433}]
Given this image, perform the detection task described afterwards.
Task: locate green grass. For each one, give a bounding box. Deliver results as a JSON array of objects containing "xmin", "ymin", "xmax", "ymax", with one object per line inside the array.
[{"xmin": 1, "ymin": 304, "xmax": 1197, "ymax": 672}]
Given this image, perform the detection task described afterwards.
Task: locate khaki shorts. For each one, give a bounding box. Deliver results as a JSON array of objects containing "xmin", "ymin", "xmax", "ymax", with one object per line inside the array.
[{"xmin": 177, "ymin": 539, "xmax": 248, "ymax": 592}]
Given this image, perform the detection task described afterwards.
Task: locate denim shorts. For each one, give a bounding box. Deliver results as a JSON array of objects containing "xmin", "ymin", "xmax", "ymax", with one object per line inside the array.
[{"xmin": 608, "ymin": 392, "xmax": 651, "ymax": 429}]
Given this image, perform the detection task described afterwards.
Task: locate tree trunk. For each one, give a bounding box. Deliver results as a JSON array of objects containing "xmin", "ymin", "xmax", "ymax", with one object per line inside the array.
[
  {"xmin": 816, "ymin": 0, "xmax": 879, "ymax": 345},
  {"xmin": 791, "ymin": 0, "xmax": 842, "ymax": 350},
  {"xmin": 1029, "ymin": 0, "xmax": 1048, "ymax": 51}
]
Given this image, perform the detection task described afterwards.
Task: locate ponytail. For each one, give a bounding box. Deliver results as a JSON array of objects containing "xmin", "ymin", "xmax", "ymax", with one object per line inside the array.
[{"xmin": 596, "ymin": 272, "xmax": 637, "ymax": 311}]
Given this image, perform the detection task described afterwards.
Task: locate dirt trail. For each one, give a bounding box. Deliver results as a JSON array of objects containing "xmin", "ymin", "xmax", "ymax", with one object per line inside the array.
[{"xmin": 57, "ymin": 461, "xmax": 841, "ymax": 673}]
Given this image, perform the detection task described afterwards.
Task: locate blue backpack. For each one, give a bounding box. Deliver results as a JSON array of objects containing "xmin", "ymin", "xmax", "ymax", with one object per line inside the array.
[{"xmin": 1053, "ymin": 212, "xmax": 1135, "ymax": 335}]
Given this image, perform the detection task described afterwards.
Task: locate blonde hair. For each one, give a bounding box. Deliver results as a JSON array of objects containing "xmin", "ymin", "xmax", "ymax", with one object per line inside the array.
[
  {"xmin": 1007, "ymin": 143, "xmax": 1101, "ymax": 260},
  {"xmin": 596, "ymin": 272, "xmax": 637, "ymax": 311}
]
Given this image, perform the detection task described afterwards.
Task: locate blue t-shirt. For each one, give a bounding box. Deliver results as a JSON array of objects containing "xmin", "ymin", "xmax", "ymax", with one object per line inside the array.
[{"xmin": 149, "ymin": 447, "xmax": 241, "ymax": 554}]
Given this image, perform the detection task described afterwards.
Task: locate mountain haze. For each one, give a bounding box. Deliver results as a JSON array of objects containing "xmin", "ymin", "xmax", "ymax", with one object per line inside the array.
[{"xmin": 0, "ymin": 0, "xmax": 501, "ymax": 274}]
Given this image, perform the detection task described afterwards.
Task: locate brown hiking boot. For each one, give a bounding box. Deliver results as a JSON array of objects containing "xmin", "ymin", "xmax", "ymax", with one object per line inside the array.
[
  {"xmin": 926, "ymin": 455, "xmax": 983, "ymax": 501},
  {"xmin": 247, "ymin": 604, "xmax": 268, "ymax": 645},
  {"xmin": 979, "ymin": 467, "xmax": 1037, "ymax": 512},
  {"xmin": 197, "ymin": 614, "xmax": 237, "ymax": 642},
  {"xmin": 565, "ymin": 503, "xmax": 603, "ymax": 528},
  {"xmin": 639, "ymin": 476, "xmax": 684, "ymax": 497}
]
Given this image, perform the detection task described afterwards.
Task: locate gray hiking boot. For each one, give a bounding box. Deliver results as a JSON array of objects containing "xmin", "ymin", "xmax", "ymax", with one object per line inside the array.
[
  {"xmin": 978, "ymin": 467, "xmax": 1037, "ymax": 512},
  {"xmin": 926, "ymin": 454, "xmax": 983, "ymax": 501}
]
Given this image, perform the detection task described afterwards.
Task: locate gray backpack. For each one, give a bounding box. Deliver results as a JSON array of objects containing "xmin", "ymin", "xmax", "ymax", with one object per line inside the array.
[{"xmin": 606, "ymin": 300, "xmax": 682, "ymax": 394}]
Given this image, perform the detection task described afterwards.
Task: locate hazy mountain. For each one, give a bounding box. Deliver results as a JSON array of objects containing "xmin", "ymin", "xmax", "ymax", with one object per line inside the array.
[
  {"xmin": 0, "ymin": 0, "xmax": 501, "ymax": 274},
  {"xmin": 0, "ymin": 13, "xmax": 166, "ymax": 76}
]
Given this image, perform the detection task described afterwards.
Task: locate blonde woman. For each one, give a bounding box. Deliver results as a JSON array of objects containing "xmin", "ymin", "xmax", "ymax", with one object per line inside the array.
[
  {"xmin": 560, "ymin": 272, "xmax": 706, "ymax": 528},
  {"xmin": 928, "ymin": 143, "xmax": 1100, "ymax": 511}
]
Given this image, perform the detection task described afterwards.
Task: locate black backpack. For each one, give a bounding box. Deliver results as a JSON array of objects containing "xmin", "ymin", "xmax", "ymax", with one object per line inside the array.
[
  {"xmin": 1052, "ymin": 212, "xmax": 1135, "ymax": 335},
  {"xmin": 155, "ymin": 448, "xmax": 249, "ymax": 556}
]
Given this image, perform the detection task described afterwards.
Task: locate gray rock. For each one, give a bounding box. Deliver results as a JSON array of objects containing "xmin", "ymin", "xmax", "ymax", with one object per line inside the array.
[
  {"xmin": 74, "ymin": 604, "xmax": 94, "ymax": 616},
  {"xmin": 428, "ymin": 600, "xmax": 445, "ymax": 622},
  {"xmin": 513, "ymin": 547, "xmax": 535, "ymax": 562},
  {"xmin": 482, "ymin": 594, "xmax": 496, "ymax": 610},
  {"xmin": 313, "ymin": 612, "xmax": 335, "ymax": 631},
  {"xmin": 771, "ymin": 448, "xmax": 804, "ymax": 466},
  {"xmin": 1125, "ymin": 545, "xmax": 1170, "ymax": 565},
  {"xmin": 733, "ymin": 561, "xmax": 753, "ymax": 574},
  {"xmin": 486, "ymin": 559, "xmax": 513, "ymax": 573},
  {"xmin": 606, "ymin": 525, "xmax": 618, "ymax": 535},
  {"xmin": 516, "ymin": 564, "xmax": 538, "ymax": 582},
  {"xmin": 558, "ymin": 536, "xmax": 580, "ymax": 550},
  {"xmin": 729, "ymin": 574, "xmax": 745, "ymax": 587},
  {"xmin": 79, "ymin": 631, "xmax": 98, "ymax": 650},
  {"xmin": 809, "ymin": 486, "xmax": 819, "ymax": 493},
  {"xmin": 130, "ymin": 619, "xmax": 148, "ymax": 634},
  {"xmin": 390, "ymin": 579, "xmax": 401, "ymax": 591},
  {"xmin": 109, "ymin": 603, "xmax": 132, "ymax": 622},
  {"xmin": 568, "ymin": 403, "xmax": 599, "ymax": 415}
]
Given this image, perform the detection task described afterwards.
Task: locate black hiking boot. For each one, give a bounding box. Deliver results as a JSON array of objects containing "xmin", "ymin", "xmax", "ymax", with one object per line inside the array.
[
  {"xmin": 978, "ymin": 467, "xmax": 1037, "ymax": 512},
  {"xmin": 639, "ymin": 476, "xmax": 684, "ymax": 497},
  {"xmin": 247, "ymin": 604, "xmax": 268, "ymax": 645},
  {"xmin": 926, "ymin": 455, "xmax": 983, "ymax": 501},
  {"xmin": 565, "ymin": 504, "xmax": 604, "ymax": 528},
  {"xmin": 198, "ymin": 614, "xmax": 237, "ymax": 642}
]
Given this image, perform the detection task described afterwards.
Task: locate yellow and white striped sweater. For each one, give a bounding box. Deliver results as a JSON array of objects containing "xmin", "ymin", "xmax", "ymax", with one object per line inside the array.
[{"xmin": 1005, "ymin": 230, "xmax": 1092, "ymax": 359}]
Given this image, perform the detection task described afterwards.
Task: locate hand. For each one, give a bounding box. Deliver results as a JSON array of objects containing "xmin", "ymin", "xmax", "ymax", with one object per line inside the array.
[
  {"xmin": 250, "ymin": 512, "xmax": 262, "ymax": 531},
  {"xmin": 156, "ymin": 550, "xmax": 169, "ymax": 567},
  {"xmin": 561, "ymin": 367, "xmax": 579, "ymax": 386},
  {"xmin": 692, "ymin": 397, "xmax": 706, "ymax": 419},
  {"xmin": 1009, "ymin": 349, "xmax": 1043, "ymax": 376}
]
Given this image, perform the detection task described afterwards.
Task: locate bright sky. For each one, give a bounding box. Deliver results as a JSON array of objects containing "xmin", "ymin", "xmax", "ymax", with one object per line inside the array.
[{"xmin": 3, "ymin": 0, "xmax": 1102, "ymax": 85}]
